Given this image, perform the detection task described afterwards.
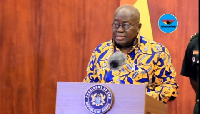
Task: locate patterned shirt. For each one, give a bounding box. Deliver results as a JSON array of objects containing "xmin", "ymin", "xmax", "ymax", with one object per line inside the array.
[{"xmin": 83, "ymin": 36, "xmax": 179, "ymax": 103}]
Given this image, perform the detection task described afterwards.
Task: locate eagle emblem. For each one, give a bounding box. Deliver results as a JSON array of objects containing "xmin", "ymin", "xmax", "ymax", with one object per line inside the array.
[{"xmin": 91, "ymin": 93, "xmax": 106, "ymax": 106}]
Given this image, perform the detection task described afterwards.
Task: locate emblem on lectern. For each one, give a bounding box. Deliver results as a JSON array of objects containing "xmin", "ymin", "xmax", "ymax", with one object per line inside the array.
[{"xmin": 84, "ymin": 85, "xmax": 113, "ymax": 114}]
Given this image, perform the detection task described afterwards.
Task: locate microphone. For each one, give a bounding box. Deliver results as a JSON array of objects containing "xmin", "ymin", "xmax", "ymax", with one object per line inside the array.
[
  {"xmin": 104, "ymin": 51, "xmax": 127, "ymax": 82},
  {"xmin": 108, "ymin": 51, "xmax": 127, "ymax": 70}
]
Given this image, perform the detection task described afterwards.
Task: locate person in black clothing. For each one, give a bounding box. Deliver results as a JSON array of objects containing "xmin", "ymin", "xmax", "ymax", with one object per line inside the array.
[{"xmin": 181, "ymin": 33, "xmax": 199, "ymax": 114}]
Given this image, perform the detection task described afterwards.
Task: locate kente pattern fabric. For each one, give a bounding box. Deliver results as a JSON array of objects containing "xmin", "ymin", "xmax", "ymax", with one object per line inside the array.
[{"xmin": 83, "ymin": 36, "xmax": 179, "ymax": 103}]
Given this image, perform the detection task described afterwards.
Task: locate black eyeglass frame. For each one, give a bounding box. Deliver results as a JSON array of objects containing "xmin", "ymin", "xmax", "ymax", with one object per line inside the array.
[{"xmin": 112, "ymin": 22, "xmax": 139, "ymax": 30}]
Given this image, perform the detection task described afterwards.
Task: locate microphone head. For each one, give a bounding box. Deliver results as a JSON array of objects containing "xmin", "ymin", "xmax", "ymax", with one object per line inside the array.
[{"xmin": 108, "ymin": 51, "xmax": 127, "ymax": 70}]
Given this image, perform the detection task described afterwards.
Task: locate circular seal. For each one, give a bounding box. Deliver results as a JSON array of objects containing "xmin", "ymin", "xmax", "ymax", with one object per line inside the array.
[
  {"xmin": 84, "ymin": 85, "xmax": 113, "ymax": 114},
  {"xmin": 158, "ymin": 14, "xmax": 178, "ymax": 33}
]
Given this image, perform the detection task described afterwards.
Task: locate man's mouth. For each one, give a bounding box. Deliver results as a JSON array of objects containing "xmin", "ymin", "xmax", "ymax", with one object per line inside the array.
[{"xmin": 116, "ymin": 36, "xmax": 125, "ymax": 40}]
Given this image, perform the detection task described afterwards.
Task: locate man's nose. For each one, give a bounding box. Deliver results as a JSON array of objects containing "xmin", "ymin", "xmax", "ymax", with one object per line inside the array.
[{"xmin": 117, "ymin": 25, "xmax": 124, "ymax": 32}]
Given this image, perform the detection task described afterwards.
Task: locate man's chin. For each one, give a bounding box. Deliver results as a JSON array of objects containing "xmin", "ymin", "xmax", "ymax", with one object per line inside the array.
[{"xmin": 114, "ymin": 41, "xmax": 126, "ymax": 47}]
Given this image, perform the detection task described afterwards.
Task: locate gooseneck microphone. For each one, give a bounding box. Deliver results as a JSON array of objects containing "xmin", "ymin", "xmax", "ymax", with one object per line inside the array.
[
  {"xmin": 108, "ymin": 51, "xmax": 127, "ymax": 70},
  {"xmin": 104, "ymin": 51, "xmax": 127, "ymax": 82}
]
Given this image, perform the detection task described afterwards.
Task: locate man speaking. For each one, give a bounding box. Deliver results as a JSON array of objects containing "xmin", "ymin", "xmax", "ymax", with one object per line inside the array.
[{"xmin": 83, "ymin": 4, "xmax": 179, "ymax": 103}]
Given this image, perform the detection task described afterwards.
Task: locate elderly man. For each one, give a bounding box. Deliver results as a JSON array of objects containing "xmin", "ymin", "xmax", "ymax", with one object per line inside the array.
[{"xmin": 83, "ymin": 5, "xmax": 178, "ymax": 103}]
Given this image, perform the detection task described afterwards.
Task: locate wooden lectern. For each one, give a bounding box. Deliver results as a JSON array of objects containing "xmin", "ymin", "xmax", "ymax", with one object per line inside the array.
[{"xmin": 56, "ymin": 82, "xmax": 167, "ymax": 114}]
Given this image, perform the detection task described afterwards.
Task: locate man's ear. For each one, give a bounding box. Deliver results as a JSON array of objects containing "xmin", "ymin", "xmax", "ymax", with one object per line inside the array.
[{"xmin": 137, "ymin": 23, "xmax": 142, "ymax": 32}]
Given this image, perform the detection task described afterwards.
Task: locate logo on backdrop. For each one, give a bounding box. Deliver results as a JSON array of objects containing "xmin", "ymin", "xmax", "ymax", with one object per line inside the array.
[
  {"xmin": 84, "ymin": 85, "xmax": 113, "ymax": 114},
  {"xmin": 158, "ymin": 14, "xmax": 178, "ymax": 33}
]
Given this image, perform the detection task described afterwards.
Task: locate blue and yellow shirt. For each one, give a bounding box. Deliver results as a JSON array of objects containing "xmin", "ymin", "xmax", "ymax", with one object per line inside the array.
[{"xmin": 83, "ymin": 36, "xmax": 179, "ymax": 103}]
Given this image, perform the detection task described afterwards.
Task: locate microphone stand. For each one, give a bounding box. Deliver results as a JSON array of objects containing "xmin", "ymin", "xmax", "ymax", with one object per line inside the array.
[{"xmin": 105, "ymin": 69, "xmax": 111, "ymax": 83}]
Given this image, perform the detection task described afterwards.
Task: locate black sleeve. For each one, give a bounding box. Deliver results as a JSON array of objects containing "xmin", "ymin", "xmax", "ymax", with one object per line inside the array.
[
  {"xmin": 181, "ymin": 40, "xmax": 196, "ymax": 78},
  {"xmin": 180, "ymin": 41, "xmax": 195, "ymax": 77}
]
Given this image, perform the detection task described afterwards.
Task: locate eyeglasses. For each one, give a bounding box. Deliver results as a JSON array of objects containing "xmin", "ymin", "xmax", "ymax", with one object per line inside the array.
[{"xmin": 112, "ymin": 22, "xmax": 138, "ymax": 30}]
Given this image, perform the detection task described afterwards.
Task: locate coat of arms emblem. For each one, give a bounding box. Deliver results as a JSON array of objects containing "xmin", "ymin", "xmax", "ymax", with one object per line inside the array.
[{"xmin": 84, "ymin": 85, "xmax": 113, "ymax": 114}]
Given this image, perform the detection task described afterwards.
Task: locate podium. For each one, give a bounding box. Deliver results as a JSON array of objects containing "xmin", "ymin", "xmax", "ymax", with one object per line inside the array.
[{"xmin": 56, "ymin": 82, "xmax": 167, "ymax": 114}]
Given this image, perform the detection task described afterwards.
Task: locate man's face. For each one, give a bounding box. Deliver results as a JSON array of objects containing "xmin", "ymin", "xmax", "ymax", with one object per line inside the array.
[{"xmin": 112, "ymin": 11, "xmax": 141, "ymax": 47}]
